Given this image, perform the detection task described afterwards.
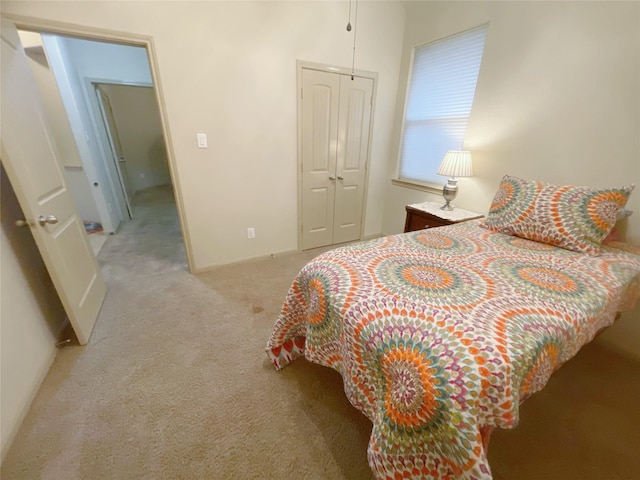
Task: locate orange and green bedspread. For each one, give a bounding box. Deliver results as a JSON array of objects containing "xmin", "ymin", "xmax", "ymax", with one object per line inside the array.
[{"xmin": 265, "ymin": 221, "xmax": 640, "ymax": 479}]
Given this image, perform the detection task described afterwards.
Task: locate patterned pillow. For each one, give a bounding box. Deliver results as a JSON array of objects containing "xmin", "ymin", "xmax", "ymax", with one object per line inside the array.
[{"xmin": 482, "ymin": 175, "xmax": 633, "ymax": 254}]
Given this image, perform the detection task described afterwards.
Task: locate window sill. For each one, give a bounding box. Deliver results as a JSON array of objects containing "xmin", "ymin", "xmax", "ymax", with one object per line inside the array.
[{"xmin": 391, "ymin": 178, "xmax": 442, "ymax": 194}]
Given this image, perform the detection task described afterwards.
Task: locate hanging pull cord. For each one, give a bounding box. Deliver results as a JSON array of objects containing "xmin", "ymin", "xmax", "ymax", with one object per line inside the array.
[
  {"xmin": 351, "ymin": 0, "xmax": 358, "ymax": 80},
  {"xmin": 346, "ymin": 0, "xmax": 352, "ymax": 31}
]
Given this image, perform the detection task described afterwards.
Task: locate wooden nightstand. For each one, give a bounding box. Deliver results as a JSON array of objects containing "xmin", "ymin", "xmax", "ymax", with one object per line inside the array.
[{"xmin": 404, "ymin": 202, "xmax": 483, "ymax": 233}]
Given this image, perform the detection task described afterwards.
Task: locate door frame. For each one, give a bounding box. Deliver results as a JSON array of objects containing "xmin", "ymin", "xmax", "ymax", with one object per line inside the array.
[
  {"xmin": 2, "ymin": 12, "xmax": 195, "ymax": 273},
  {"xmin": 296, "ymin": 60, "xmax": 378, "ymax": 251}
]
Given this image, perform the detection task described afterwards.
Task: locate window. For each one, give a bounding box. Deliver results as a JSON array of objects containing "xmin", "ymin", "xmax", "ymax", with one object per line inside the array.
[{"xmin": 397, "ymin": 24, "xmax": 488, "ymax": 186}]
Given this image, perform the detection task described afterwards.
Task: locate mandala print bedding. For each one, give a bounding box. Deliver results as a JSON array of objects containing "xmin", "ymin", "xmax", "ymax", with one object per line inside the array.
[{"xmin": 265, "ymin": 221, "xmax": 640, "ymax": 479}]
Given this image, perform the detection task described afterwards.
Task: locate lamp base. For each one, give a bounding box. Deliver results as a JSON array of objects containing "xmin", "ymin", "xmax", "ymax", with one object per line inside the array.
[{"xmin": 441, "ymin": 178, "xmax": 458, "ymax": 210}]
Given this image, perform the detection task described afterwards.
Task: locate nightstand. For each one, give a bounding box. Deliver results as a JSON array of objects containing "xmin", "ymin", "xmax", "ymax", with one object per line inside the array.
[{"xmin": 404, "ymin": 201, "xmax": 483, "ymax": 233}]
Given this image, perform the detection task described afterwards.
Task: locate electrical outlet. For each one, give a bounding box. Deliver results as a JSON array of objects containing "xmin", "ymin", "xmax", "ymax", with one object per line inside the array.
[{"xmin": 247, "ymin": 227, "xmax": 256, "ymax": 239}]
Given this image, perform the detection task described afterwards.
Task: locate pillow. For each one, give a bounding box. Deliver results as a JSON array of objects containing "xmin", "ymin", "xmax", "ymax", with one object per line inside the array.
[{"xmin": 482, "ymin": 175, "xmax": 633, "ymax": 254}]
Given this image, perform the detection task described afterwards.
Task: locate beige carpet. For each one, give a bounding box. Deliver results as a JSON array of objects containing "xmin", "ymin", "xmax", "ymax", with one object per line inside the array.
[{"xmin": 2, "ymin": 185, "xmax": 639, "ymax": 479}]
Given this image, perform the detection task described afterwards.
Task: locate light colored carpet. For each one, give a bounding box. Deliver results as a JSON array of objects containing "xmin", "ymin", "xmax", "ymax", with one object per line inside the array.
[{"xmin": 2, "ymin": 185, "xmax": 639, "ymax": 479}]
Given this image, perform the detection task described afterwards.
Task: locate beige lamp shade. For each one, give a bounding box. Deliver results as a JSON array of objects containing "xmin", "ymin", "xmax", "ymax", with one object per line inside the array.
[{"xmin": 437, "ymin": 150, "xmax": 473, "ymax": 178}]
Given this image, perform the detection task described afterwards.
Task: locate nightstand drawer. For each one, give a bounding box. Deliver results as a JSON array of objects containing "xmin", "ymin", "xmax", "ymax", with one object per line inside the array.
[{"xmin": 407, "ymin": 213, "xmax": 448, "ymax": 231}]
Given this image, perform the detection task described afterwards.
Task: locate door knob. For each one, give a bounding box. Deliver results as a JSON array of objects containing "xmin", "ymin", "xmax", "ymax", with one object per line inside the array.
[
  {"xmin": 15, "ymin": 219, "xmax": 31, "ymax": 227},
  {"xmin": 329, "ymin": 175, "xmax": 336, "ymax": 181},
  {"xmin": 337, "ymin": 175, "xmax": 344, "ymax": 180},
  {"xmin": 38, "ymin": 215, "xmax": 58, "ymax": 226}
]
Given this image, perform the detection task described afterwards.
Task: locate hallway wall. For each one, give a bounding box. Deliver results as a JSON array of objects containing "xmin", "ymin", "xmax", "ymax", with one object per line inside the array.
[
  {"xmin": 18, "ymin": 30, "xmax": 101, "ymax": 224},
  {"xmin": 40, "ymin": 33, "xmax": 155, "ymax": 232}
]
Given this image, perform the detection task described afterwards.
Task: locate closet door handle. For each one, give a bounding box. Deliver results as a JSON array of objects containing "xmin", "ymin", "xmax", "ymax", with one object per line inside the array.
[
  {"xmin": 337, "ymin": 175, "xmax": 344, "ymax": 180},
  {"xmin": 329, "ymin": 175, "xmax": 336, "ymax": 181}
]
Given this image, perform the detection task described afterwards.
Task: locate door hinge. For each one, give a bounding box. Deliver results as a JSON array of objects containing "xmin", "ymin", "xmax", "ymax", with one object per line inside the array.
[{"xmin": 301, "ymin": 88, "xmax": 303, "ymax": 100}]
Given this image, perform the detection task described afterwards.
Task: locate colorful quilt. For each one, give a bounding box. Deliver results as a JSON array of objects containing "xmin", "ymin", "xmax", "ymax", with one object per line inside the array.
[{"xmin": 265, "ymin": 221, "xmax": 640, "ymax": 479}]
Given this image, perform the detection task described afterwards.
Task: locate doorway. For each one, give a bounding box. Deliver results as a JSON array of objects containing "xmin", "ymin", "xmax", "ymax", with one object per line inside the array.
[
  {"xmin": 2, "ymin": 16, "xmax": 194, "ymax": 347},
  {"xmin": 94, "ymin": 82, "xmax": 171, "ymax": 225},
  {"xmin": 298, "ymin": 62, "xmax": 376, "ymax": 250},
  {"xmin": 14, "ymin": 25, "xmax": 191, "ymax": 271}
]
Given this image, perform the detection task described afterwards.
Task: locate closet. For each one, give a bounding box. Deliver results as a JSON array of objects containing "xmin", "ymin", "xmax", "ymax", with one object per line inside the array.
[{"xmin": 299, "ymin": 67, "xmax": 374, "ymax": 250}]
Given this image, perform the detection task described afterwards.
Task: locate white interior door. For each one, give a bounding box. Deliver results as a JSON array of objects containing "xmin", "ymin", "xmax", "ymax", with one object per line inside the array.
[
  {"xmin": 301, "ymin": 69, "xmax": 340, "ymax": 250},
  {"xmin": 96, "ymin": 85, "xmax": 133, "ymax": 219},
  {"xmin": 300, "ymin": 68, "xmax": 373, "ymax": 250},
  {"xmin": 1, "ymin": 19, "xmax": 106, "ymax": 345},
  {"xmin": 333, "ymin": 74, "xmax": 373, "ymax": 245}
]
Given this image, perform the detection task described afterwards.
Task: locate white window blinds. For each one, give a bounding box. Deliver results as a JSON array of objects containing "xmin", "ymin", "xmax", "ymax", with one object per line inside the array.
[{"xmin": 398, "ymin": 25, "xmax": 488, "ymax": 185}]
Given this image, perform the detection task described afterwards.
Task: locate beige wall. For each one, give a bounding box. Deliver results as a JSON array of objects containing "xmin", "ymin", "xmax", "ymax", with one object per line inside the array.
[
  {"xmin": 101, "ymin": 84, "xmax": 171, "ymax": 194},
  {"xmin": 0, "ymin": 168, "xmax": 66, "ymax": 461},
  {"xmin": 2, "ymin": 1, "xmax": 406, "ymax": 269},
  {"xmin": 384, "ymin": 1, "xmax": 640, "ymax": 358},
  {"xmin": 384, "ymin": 1, "xmax": 640, "ymax": 240}
]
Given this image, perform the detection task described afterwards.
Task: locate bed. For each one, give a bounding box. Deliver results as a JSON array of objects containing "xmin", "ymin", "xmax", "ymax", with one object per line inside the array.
[{"xmin": 265, "ymin": 176, "xmax": 640, "ymax": 479}]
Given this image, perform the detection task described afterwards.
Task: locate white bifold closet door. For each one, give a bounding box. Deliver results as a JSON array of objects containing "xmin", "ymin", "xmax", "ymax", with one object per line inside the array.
[{"xmin": 300, "ymin": 68, "xmax": 373, "ymax": 250}]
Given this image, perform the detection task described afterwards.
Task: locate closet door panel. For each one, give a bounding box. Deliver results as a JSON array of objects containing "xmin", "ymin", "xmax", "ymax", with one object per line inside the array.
[
  {"xmin": 333, "ymin": 75, "xmax": 373, "ymax": 245},
  {"xmin": 300, "ymin": 69, "xmax": 339, "ymax": 250}
]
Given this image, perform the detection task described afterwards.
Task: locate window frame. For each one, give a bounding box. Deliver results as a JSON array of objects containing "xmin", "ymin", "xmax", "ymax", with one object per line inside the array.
[{"xmin": 393, "ymin": 24, "xmax": 489, "ymax": 192}]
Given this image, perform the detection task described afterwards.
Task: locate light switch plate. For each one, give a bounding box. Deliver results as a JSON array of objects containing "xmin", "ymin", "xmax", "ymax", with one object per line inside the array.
[{"xmin": 196, "ymin": 133, "xmax": 208, "ymax": 149}]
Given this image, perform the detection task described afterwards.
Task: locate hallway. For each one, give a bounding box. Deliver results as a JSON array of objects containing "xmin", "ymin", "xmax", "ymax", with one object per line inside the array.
[{"xmin": 97, "ymin": 185, "xmax": 187, "ymax": 279}]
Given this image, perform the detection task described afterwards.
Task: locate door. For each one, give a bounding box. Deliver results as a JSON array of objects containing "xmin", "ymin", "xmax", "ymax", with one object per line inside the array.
[
  {"xmin": 1, "ymin": 19, "xmax": 106, "ymax": 345},
  {"xmin": 96, "ymin": 85, "xmax": 133, "ymax": 219},
  {"xmin": 333, "ymin": 74, "xmax": 373, "ymax": 244},
  {"xmin": 300, "ymin": 68, "xmax": 373, "ymax": 250}
]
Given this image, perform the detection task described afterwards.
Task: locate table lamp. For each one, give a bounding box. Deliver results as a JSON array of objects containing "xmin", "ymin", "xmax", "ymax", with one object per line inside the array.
[{"xmin": 436, "ymin": 150, "xmax": 473, "ymax": 210}]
